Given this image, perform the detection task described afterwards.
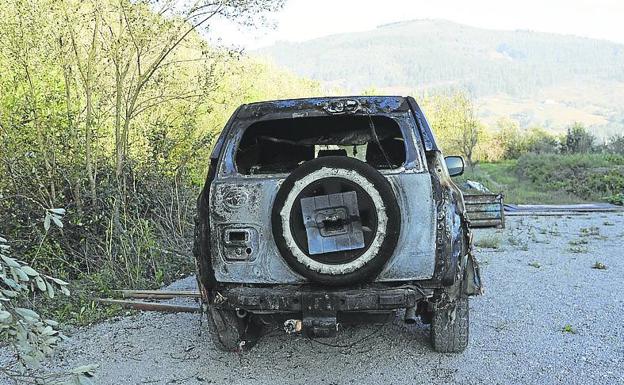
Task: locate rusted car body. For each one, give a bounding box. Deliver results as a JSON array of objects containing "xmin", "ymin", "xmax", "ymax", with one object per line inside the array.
[{"xmin": 194, "ymin": 96, "xmax": 483, "ymax": 352}]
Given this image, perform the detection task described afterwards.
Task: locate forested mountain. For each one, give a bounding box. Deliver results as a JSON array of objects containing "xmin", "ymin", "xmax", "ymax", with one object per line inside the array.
[{"xmin": 256, "ymin": 19, "xmax": 624, "ymax": 137}]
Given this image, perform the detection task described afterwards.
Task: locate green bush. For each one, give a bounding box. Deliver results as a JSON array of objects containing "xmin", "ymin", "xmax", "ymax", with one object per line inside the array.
[
  {"xmin": 516, "ymin": 153, "xmax": 624, "ymax": 202},
  {"xmin": 0, "ymin": 165, "xmax": 197, "ymax": 326},
  {"xmin": 606, "ymin": 135, "xmax": 624, "ymax": 155},
  {"xmin": 562, "ymin": 123, "xmax": 596, "ymax": 154},
  {"xmin": 458, "ymin": 153, "xmax": 624, "ymax": 204}
]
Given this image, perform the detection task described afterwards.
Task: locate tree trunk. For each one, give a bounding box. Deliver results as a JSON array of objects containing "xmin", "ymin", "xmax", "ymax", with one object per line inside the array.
[
  {"xmin": 25, "ymin": 67, "xmax": 56, "ymax": 205},
  {"xmin": 113, "ymin": 60, "xmax": 125, "ymax": 233},
  {"xmin": 85, "ymin": 85, "xmax": 97, "ymax": 206}
]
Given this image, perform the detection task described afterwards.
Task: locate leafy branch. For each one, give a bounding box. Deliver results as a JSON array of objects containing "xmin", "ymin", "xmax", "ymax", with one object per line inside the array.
[{"xmin": 0, "ymin": 210, "xmax": 96, "ymax": 384}]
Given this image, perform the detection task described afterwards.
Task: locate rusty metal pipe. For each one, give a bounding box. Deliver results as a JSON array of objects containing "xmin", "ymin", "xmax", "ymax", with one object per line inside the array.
[
  {"xmin": 96, "ymin": 298, "xmax": 200, "ymax": 313},
  {"xmin": 113, "ymin": 290, "xmax": 200, "ymax": 299}
]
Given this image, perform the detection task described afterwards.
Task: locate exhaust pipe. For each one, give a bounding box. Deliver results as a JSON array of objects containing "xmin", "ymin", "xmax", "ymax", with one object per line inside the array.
[{"xmin": 404, "ymin": 306, "xmax": 417, "ymax": 324}]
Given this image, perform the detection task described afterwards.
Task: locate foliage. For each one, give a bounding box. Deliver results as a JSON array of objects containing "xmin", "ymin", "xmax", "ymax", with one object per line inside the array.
[
  {"xmin": 491, "ymin": 118, "xmax": 528, "ymax": 160},
  {"xmin": 483, "ymin": 119, "xmax": 562, "ymax": 161},
  {"xmin": 474, "ymin": 234, "xmax": 501, "ymax": 249},
  {"xmin": 606, "ymin": 134, "xmax": 624, "ymax": 155},
  {"xmin": 421, "ymin": 91, "xmax": 482, "ymax": 165},
  {"xmin": 1, "ymin": 216, "xmax": 96, "ymax": 384},
  {"xmin": 516, "ymin": 153, "xmax": 624, "ymax": 202},
  {"xmin": 456, "ymin": 160, "xmax": 578, "ymax": 204},
  {"xmin": 0, "ymin": 238, "xmax": 67, "ymax": 363},
  {"xmin": 525, "ymin": 127, "xmax": 560, "ymax": 155},
  {"xmin": 457, "ymin": 152, "xmax": 624, "ymax": 205},
  {"xmin": 605, "ymin": 193, "xmax": 624, "ymax": 205},
  {"xmin": 562, "ymin": 123, "xmax": 595, "ymax": 153},
  {"xmin": 592, "ymin": 261, "xmax": 607, "ymax": 270}
]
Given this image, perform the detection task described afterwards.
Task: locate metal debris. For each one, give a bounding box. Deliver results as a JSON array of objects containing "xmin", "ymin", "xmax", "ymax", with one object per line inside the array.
[
  {"xmin": 504, "ymin": 203, "xmax": 624, "ymax": 216},
  {"xmin": 113, "ymin": 290, "xmax": 201, "ymax": 300},
  {"xmin": 96, "ymin": 298, "xmax": 200, "ymax": 313}
]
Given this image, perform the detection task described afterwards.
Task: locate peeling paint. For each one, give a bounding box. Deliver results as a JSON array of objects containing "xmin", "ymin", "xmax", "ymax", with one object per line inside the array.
[{"xmin": 279, "ymin": 167, "xmax": 388, "ymax": 275}]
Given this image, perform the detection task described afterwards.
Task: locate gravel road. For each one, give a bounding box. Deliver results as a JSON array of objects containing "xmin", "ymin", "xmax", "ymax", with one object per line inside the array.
[{"xmin": 4, "ymin": 213, "xmax": 624, "ymax": 385}]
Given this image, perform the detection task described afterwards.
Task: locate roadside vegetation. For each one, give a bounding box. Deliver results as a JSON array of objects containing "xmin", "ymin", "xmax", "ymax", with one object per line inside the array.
[
  {"xmin": 424, "ymin": 94, "xmax": 624, "ymax": 204},
  {"xmin": 458, "ymin": 154, "xmax": 624, "ymax": 204}
]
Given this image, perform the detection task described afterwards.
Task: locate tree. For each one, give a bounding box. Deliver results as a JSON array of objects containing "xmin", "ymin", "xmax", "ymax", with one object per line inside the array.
[
  {"xmin": 606, "ymin": 134, "xmax": 624, "ymax": 155},
  {"xmin": 422, "ymin": 91, "xmax": 482, "ymax": 166},
  {"xmin": 87, "ymin": 0, "xmax": 285, "ymax": 231},
  {"xmin": 526, "ymin": 127, "xmax": 560, "ymax": 154},
  {"xmin": 62, "ymin": 0, "xmax": 106, "ymax": 207},
  {"xmin": 563, "ymin": 122, "xmax": 595, "ymax": 153},
  {"xmin": 0, "ymin": 0, "xmax": 63, "ymax": 208},
  {"xmin": 450, "ymin": 93, "xmax": 481, "ymax": 167},
  {"xmin": 493, "ymin": 118, "xmax": 528, "ymax": 159}
]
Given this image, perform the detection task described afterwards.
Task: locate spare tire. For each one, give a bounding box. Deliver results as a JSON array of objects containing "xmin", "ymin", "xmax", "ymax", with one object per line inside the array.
[{"xmin": 271, "ymin": 156, "xmax": 401, "ymax": 286}]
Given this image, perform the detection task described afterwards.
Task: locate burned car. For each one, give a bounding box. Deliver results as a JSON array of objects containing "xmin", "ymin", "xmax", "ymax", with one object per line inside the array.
[{"xmin": 193, "ymin": 96, "xmax": 482, "ymax": 353}]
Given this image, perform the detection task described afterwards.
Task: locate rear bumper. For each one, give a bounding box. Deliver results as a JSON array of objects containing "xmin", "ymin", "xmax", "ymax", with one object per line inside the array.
[{"xmin": 214, "ymin": 284, "xmax": 435, "ymax": 314}]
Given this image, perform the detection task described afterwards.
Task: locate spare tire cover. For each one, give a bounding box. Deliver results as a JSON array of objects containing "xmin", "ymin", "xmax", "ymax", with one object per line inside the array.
[{"xmin": 271, "ymin": 156, "xmax": 401, "ymax": 286}]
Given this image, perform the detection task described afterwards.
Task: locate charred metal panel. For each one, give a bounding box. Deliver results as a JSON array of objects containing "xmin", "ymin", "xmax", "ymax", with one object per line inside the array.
[
  {"xmin": 216, "ymin": 285, "xmax": 431, "ymax": 313},
  {"xmin": 464, "ymin": 193, "xmax": 505, "ymax": 228},
  {"xmin": 210, "ymin": 178, "xmax": 304, "ymax": 284},
  {"xmin": 221, "ymin": 227, "xmax": 259, "ymax": 261},
  {"xmin": 237, "ymin": 96, "xmax": 410, "ymax": 121},
  {"xmin": 406, "ymin": 96, "xmax": 439, "ymax": 152},
  {"xmin": 209, "ymin": 170, "xmax": 437, "ymax": 284},
  {"xmin": 376, "ymin": 172, "xmax": 437, "ymax": 281},
  {"xmin": 209, "ymin": 105, "xmax": 242, "ymax": 162}
]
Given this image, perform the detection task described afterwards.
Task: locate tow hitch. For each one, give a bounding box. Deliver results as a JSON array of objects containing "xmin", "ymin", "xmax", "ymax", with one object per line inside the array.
[{"xmin": 301, "ymin": 293, "xmax": 340, "ymax": 337}]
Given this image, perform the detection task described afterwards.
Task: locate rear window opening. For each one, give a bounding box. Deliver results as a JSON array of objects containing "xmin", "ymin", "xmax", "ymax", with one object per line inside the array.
[{"xmin": 235, "ymin": 115, "xmax": 406, "ymax": 175}]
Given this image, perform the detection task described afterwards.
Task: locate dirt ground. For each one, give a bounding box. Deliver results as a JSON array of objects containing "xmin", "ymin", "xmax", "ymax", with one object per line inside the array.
[{"xmin": 3, "ymin": 213, "xmax": 624, "ymax": 385}]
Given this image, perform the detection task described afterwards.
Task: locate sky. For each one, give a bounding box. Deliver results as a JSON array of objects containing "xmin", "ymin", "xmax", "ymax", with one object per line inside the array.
[{"xmin": 209, "ymin": 0, "xmax": 624, "ymax": 49}]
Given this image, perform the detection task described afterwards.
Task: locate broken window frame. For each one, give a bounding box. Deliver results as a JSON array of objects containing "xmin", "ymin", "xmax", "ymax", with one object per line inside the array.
[
  {"xmin": 234, "ymin": 115, "xmax": 406, "ymax": 175},
  {"xmin": 216, "ymin": 111, "xmax": 426, "ymax": 178}
]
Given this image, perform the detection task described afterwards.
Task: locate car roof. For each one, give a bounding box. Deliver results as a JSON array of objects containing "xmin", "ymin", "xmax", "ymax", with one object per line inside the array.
[
  {"xmin": 243, "ymin": 95, "xmax": 404, "ymax": 106},
  {"xmin": 240, "ymin": 96, "xmax": 411, "ymax": 116}
]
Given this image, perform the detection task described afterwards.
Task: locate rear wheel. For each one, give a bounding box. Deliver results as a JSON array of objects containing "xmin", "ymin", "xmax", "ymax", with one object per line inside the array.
[
  {"xmin": 205, "ymin": 306, "xmax": 262, "ymax": 352},
  {"xmin": 430, "ymin": 296, "xmax": 469, "ymax": 353}
]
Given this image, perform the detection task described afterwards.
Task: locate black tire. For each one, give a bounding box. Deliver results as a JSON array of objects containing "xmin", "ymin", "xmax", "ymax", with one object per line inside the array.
[
  {"xmin": 271, "ymin": 156, "xmax": 401, "ymax": 286},
  {"xmin": 205, "ymin": 306, "xmax": 262, "ymax": 352},
  {"xmin": 430, "ymin": 296, "xmax": 469, "ymax": 353},
  {"xmin": 417, "ymin": 301, "xmax": 433, "ymax": 325}
]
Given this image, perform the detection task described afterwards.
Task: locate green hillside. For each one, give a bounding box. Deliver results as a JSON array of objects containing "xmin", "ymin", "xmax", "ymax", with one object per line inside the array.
[{"xmin": 255, "ymin": 19, "xmax": 624, "ymax": 137}]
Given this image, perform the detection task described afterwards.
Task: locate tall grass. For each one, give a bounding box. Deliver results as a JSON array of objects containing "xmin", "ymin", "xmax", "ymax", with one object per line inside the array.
[
  {"xmin": 517, "ymin": 154, "xmax": 624, "ymax": 201},
  {"xmin": 458, "ymin": 154, "xmax": 624, "ymax": 204}
]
